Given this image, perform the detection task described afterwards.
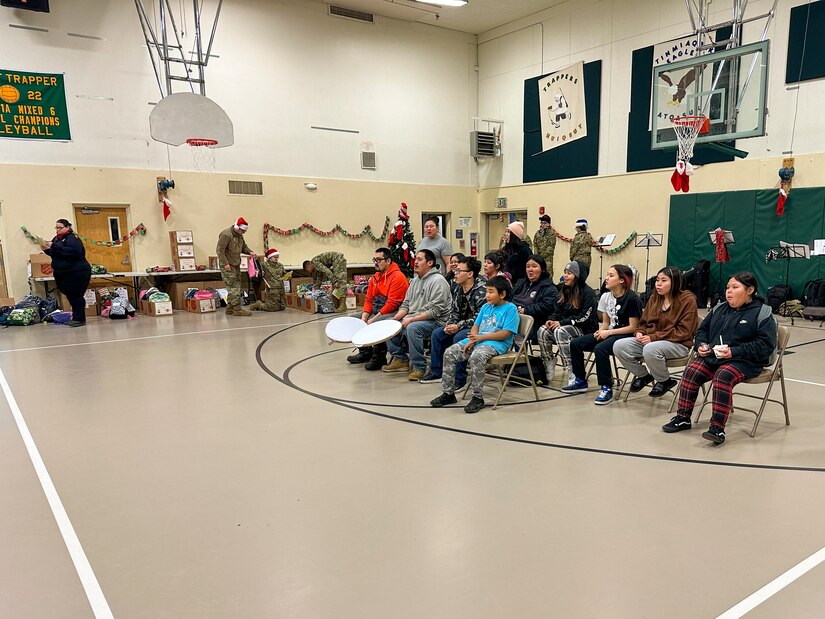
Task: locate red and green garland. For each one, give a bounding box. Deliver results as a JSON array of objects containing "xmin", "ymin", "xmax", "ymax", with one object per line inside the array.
[
  {"xmin": 22, "ymin": 223, "xmax": 147, "ymax": 247},
  {"xmin": 263, "ymin": 218, "xmax": 390, "ymax": 250},
  {"xmin": 550, "ymin": 226, "xmax": 637, "ymax": 255}
]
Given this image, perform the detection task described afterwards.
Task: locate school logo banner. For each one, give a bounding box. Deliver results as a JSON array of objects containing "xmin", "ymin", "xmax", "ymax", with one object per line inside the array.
[
  {"xmin": 651, "ymin": 36, "xmax": 704, "ymax": 127},
  {"xmin": 0, "ymin": 69, "xmax": 71, "ymax": 140},
  {"xmin": 539, "ymin": 61, "xmax": 587, "ymax": 152}
]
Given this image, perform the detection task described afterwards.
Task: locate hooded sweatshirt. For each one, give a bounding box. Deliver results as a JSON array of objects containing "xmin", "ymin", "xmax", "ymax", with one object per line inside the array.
[
  {"xmin": 636, "ymin": 290, "xmax": 699, "ymax": 348},
  {"xmin": 399, "ymin": 268, "xmax": 451, "ymax": 325},
  {"xmin": 547, "ymin": 260, "xmax": 598, "ymax": 333}
]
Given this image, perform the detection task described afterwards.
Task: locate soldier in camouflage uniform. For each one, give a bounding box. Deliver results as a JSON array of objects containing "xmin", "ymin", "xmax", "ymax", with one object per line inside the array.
[
  {"xmin": 216, "ymin": 217, "xmax": 257, "ymax": 316},
  {"xmin": 303, "ymin": 251, "xmax": 348, "ymax": 306},
  {"xmin": 533, "ymin": 214, "xmax": 557, "ymax": 281},
  {"xmin": 251, "ymin": 248, "xmax": 285, "ymax": 312},
  {"xmin": 569, "ymin": 218, "xmax": 594, "ymax": 268}
]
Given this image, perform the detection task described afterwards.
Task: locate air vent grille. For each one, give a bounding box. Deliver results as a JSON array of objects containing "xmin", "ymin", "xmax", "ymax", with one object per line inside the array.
[
  {"xmin": 228, "ymin": 180, "xmax": 263, "ymax": 196},
  {"xmin": 471, "ymin": 131, "xmax": 497, "ymax": 158},
  {"xmin": 329, "ymin": 5, "xmax": 374, "ymax": 23},
  {"xmin": 361, "ymin": 151, "xmax": 376, "ymax": 170}
]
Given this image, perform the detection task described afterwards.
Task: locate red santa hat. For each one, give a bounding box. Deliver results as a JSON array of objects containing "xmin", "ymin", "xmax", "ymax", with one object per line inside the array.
[
  {"xmin": 265, "ymin": 248, "xmax": 280, "ymax": 258},
  {"xmin": 234, "ymin": 217, "xmax": 249, "ymax": 231}
]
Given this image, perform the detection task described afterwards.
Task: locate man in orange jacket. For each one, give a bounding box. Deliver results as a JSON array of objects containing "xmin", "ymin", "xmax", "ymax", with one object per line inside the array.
[{"xmin": 348, "ymin": 247, "xmax": 410, "ymax": 371}]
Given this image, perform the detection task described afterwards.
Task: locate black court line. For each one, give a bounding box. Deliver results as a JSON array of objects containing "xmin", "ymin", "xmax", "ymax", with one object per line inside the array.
[
  {"xmin": 787, "ymin": 337, "xmax": 825, "ymax": 350},
  {"xmin": 256, "ymin": 326, "xmax": 825, "ymax": 474}
]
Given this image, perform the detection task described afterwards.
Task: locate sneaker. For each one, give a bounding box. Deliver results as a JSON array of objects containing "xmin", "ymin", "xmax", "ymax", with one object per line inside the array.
[
  {"xmin": 365, "ymin": 354, "xmax": 386, "ymax": 371},
  {"xmin": 418, "ymin": 372, "xmax": 442, "ymax": 384},
  {"xmin": 382, "ymin": 357, "xmax": 410, "ymax": 373},
  {"xmin": 430, "ymin": 392, "xmax": 457, "ymax": 408},
  {"xmin": 594, "ymin": 386, "xmax": 613, "ymax": 405},
  {"xmin": 346, "ymin": 348, "xmax": 372, "ymax": 364},
  {"xmin": 702, "ymin": 426, "xmax": 726, "ymax": 444},
  {"xmin": 408, "ymin": 369, "xmax": 425, "ymax": 381},
  {"xmin": 464, "ymin": 396, "xmax": 485, "ymax": 414},
  {"xmin": 561, "ymin": 378, "xmax": 588, "ymax": 393},
  {"xmin": 629, "ymin": 374, "xmax": 654, "ymax": 393},
  {"xmin": 649, "ymin": 378, "xmax": 679, "ymax": 398},
  {"xmin": 662, "ymin": 415, "xmax": 692, "ymax": 433},
  {"xmin": 67, "ymin": 320, "xmax": 86, "ymax": 327}
]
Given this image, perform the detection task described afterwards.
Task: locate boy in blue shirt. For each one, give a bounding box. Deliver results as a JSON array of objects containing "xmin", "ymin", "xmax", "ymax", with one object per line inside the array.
[{"xmin": 430, "ymin": 275, "xmax": 520, "ymax": 414}]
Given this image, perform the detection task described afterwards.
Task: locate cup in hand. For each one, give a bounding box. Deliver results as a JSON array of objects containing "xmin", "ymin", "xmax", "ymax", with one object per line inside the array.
[{"xmin": 713, "ymin": 344, "xmax": 730, "ymax": 358}]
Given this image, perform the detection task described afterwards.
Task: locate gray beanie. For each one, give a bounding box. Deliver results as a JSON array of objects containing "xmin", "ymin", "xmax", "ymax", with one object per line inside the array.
[{"xmin": 563, "ymin": 261, "xmax": 581, "ymax": 278}]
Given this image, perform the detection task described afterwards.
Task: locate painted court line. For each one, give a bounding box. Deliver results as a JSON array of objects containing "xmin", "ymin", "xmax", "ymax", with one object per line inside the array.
[
  {"xmin": 786, "ymin": 377, "xmax": 825, "ymax": 388},
  {"xmin": 717, "ymin": 544, "xmax": 825, "ymax": 618},
  {"xmin": 0, "ymin": 368, "xmax": 114, "ymax": 619}
]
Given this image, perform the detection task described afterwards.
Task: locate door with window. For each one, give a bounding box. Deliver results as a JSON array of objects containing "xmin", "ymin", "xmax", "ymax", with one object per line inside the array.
[
  {"xmin": 486, "ymin": 211, "xmax": 528, "ymax": 253},
  {"xmin": 72, "ymin": 206, "xmax": 131, "ymax": 272}
]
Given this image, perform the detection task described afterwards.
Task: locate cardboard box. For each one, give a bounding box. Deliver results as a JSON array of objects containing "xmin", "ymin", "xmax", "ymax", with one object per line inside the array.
[
  {"xmin": 139, "ymin": 299, "xmax": 173, "ymax": 316},
  {"xmin": 173, "ymin": 258, "xmax": 197, "ymax": 271},
  {"xmin": 170, "ymin": 230, "xmax": 194, "ymax": 244},
  {"xmin": 285, "ymin": 293, "xmax": 317, "ymax": 313},
  {"xmin": 208, "ymin": 256, "xmax": 220, "ymax": 270},
  {"xmin": 239, "ymin": 256, "xmax": 249, "ymax": 270},
  {"xmin": 0, "ymin": 297, "xmax": 14, "ymax": 307},
  {"xmin": 355, "ymin": 293, "xmax": 367, "ymax": 308},
  {"xmin": 58, "ymin": 290, "xmax": 98, "ymax": 317},
  {"xmin": 185, "ymin": 298, "xmax": 218, "ymax": 313},
  {"xmin": 174, "ymin": 244, "xmax": 195, "ymax": 258},
  {"xmin": 29, "ymin": 254, "xmax": 54, "ymax": 278}
]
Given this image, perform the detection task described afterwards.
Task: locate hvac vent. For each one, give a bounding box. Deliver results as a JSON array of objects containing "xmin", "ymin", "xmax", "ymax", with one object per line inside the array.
[
  {"xmin": 361, "ymin": 151, "xmax": 376, "ymax": 170},
  {"xmin": 329, "ymin": 5, "xmax": 374, "ymax": 23},
  {"xmin": 471, "ymin": 131, "xmax": 497, "ymax": 158},
  {"xmin": 228, "ymin": 180, "xmax": 263, "ymax": 196}
]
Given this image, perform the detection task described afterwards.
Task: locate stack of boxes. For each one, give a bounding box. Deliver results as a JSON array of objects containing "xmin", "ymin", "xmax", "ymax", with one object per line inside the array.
[{"xmin": 170, "ymin": 230, "xmax": 196, "ymax": 271}]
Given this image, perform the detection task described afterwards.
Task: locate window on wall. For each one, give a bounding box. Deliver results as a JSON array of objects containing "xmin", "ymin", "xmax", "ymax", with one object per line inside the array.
[{"xmin": 108, "ymin": 216, "xmax": 121, "ymax": 243}]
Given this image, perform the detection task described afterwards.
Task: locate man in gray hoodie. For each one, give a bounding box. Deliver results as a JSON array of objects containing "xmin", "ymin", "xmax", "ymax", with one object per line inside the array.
[{"xmin": 383, "ymin": 249, "xmax": 452, "ymax": 381}]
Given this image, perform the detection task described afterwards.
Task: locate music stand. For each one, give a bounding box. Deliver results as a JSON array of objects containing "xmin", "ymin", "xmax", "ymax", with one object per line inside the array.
[
  {"xmin": 708, "ymin": 229, "xmax": 734, "ymax": 299},
  {"xmin": 634, "ymin": 232, "xmax": 662, "ymax": 284},
  {"xmin": 596, "ymin": 234, "xmax": 616, "ymax": 282},
  {"xmin": 776, "ymin": 241, "xmax": 811, "ymax": 325}
]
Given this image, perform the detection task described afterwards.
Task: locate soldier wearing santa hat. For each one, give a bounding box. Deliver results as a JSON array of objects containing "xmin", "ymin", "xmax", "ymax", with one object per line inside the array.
[
  {"xmin": 216, "ymin": 217, "xmax": 257, "ymax": 316},
  {"xmin": 251, "ymin": 248, "xmax": 286, "ymax": 312}
]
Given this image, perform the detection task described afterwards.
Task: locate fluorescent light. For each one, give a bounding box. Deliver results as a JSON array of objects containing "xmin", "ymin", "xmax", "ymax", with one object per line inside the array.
[{"xmin": 416, "ymin": 0, "xmax": 468, "ymax": 7}]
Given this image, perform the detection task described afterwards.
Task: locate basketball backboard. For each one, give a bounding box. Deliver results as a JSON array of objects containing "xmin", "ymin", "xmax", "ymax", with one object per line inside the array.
[
  {"xmin": 651, "ymin": 40, "xmax": 769, "ymax": 150},
  {"xmin": 149, "ymin": 92, "xmax": 234, "ymax": 147}
]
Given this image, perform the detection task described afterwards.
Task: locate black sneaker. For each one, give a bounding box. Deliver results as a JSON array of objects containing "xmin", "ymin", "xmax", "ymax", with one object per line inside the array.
[
  {"xmin": 629, "ymin": 374, "xmax": 654, "ymax": 393},
  {"xmin": 430, "ymin": 392, "xmax": 457, "ymax": 408},
  {"xmin": 464, "ymin": 396, "xmax": 485, "ymax": 414},
  {"xmin": 346, "ymin": 348, "xmax": 372, "ymax": 364},
  {"xmin": 649, "ymin": 378, "xmax": 679, "ymax": 398},
  {"xmin": 662, "ymin": 415, "xmax": 692, "ymax": 433},
  {"xmin": 418, "ymin": 372, "xmax": 442, "ymax": 384},
  {"xmin": 67, "ymin": 320, "xmax": 86, "ymax": 327},
  {"xmin": 364, "ymin": 354, "xmax": 386, "ymax": 371},
  {"xmin": 702, "ymin": 426, "xmax": 726, "ymax": 444}
]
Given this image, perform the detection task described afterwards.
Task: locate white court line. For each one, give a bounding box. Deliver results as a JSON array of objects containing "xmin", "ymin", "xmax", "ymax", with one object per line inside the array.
[
  {"xmin": 0, "ymin": 368, "xmax": 114, "ymax": 618},
  {"xmin": 786, "ymin": 377, "xmax": 825, "ymax": 388},
  {"xmin": 0, "ymin": 321, "xmax": 303, "ymax": 354},
  {"xmin": 717, "ymin": 545, "xmax": 825, "ymax": 618}
]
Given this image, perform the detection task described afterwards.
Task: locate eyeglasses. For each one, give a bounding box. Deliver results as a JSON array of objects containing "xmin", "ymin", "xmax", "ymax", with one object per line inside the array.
[
  {"xmin": 372, "ymin": 258, "xmax": 388, "ymax": 263},
  {"xmin": 455, "ymin": 269, "xmax": 473, "ymax": 274}
]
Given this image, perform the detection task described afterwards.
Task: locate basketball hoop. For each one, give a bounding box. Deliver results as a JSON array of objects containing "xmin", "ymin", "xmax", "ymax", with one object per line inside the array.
[
  {"xmin": 186, "ymin": 138, "xmax": 218, "ymax": 173},
  {"xmin": 671, "ymin": 115, "xmax": 709, "ymax": 163}
]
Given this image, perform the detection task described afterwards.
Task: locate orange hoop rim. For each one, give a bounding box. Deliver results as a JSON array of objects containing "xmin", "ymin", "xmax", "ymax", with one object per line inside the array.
[
  {"xmin": 186, "ymin": 138, "xmax": 218, "ymax": 147},
  {"xmin": 671, "ymin": 115, "xmax": 709, "ymax": 134}
]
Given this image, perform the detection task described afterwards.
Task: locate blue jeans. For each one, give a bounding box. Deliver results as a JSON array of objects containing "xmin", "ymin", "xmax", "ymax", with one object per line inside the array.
[
  {"xmin": 429, "ymin": 326, "xmax": 470, "ymax": 382},
  {"xmin": 387, "ymin": 319, "xmax": 442, "ymax": 371}
]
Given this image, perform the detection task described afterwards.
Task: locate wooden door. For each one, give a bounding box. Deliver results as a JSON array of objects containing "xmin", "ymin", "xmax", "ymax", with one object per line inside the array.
[
  {"xmin": 486, "ymin": 211, "xmax": 527, "ymax": 252},
  {"xmin": 73, "ymin": 206, "xmax": 131, "ymax": 272},
  {"xmin": 0, "ymin": 240, "xmax": 8, "ymax": 297}
]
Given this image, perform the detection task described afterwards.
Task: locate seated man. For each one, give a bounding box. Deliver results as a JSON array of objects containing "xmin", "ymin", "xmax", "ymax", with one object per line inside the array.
[
  {"xmin": 429, "ymin": 275, "xmax": 520, "ymax": 414},
  {"xmin": 303, "ymin": 251, "xmax": 347, "ymax": 306},
  {"xmin": 347, "ymin": 247, "xmax": 410, "ymax": 371},
  {"xmin": 383, "ymin": 249, "xmax": 451, "ymax": 381},
  {"xmin": 419, "ymin": 256, "xmax": 486, "ymax": 386}
]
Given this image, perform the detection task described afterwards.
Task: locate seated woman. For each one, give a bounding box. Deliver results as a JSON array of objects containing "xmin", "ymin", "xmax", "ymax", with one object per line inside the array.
[
  {"xmin": 562, "ymin": 264, "xmax": 642, "ymax": 405},
  {"xmin": 511, "ymin": 254, "xmax": 558, "ymax": 341},
  {"xmin": 482, "ymin": 250, "xmax": 511, "ymax": 283},
  {"xmin": 613, "ymin": 266, "xmax": 699, "ymax": 397},
  {"xmin": 444, "ymin": 252, "xmax": 466, "ymax": 293},
  {"xmin": 662, "ymin": 272, "xmax": 777, "ymax": 445},
  {"xmin": 537, "ymin": 261, "xmax": 599, "ymax": 386}
]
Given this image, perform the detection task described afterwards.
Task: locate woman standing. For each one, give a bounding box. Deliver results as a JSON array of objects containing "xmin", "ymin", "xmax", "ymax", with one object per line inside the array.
[
  {"xmin": 41, "ymin": 219, "xmax": 92, "ymax": 327},
  {"xmin": 510, "ymin": 254, "xmax": 558, "ymax": 341},
  {"xmin": 537, "ymin": 261, "xmax": 599, "ymax": 385},
  {"xmin": 502, "ymin": 221, "xmax": 532, "ymax": 284},
  {"xmin": 613, "ymin": 267, "xmax": 699, "ymax": 397},
  {"xmin": 562, "ymin": 264, "xmax": 642, "ymax": 405},
  {"xmin": 662, "ymin": 272, "xmax": 776, "ymax": 444}
]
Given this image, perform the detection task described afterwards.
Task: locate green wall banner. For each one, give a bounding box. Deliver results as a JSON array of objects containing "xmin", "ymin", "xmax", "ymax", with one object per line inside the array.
[{"xmin": 0, "ymin": 69, "xmax": 71, "ymax": 140}]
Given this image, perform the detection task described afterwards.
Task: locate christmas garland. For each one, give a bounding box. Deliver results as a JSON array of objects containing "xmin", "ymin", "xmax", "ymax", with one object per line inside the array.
[
  {"xmin": 22, "ymin": 223, "xmax": 147, "ymax": 247},
  {"xmin": 549, "ymin": 226, "xmax": 637, "ymax": 255},
  {"xmin": 263, "ymin": 217, "xmax": 390, "ymax": 249}
]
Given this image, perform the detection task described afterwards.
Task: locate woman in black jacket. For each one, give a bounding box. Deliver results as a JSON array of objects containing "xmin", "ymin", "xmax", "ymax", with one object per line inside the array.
[
  {"xmin": 41, "ymin": 219, "xmax": 92, "ymax": 327},
  {"xmin": 662, "ymin": 272, "xmax": 777, "ymax": 444},
  {"xmin": 511, "ymin": 254, "xmax": 558, "ymax": 341},
  {"xmin": 502, "ymin": 221, "xmax": 532, "ymax": 284}
]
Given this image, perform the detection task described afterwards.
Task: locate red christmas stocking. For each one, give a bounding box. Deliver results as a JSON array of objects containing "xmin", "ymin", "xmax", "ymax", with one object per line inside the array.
[
  {"xmin": 776, "ymin": 189, "xmax": 787, "ymax": 216},
  {"xmin": 671, "ymin": 161, "xmax": 684, "ymax": 191}
]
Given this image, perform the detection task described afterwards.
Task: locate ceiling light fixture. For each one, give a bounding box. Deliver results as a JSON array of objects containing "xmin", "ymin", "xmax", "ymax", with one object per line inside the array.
[{"xmin": 415, "ymin": 0, "xmax": 468, "ymax": 7}]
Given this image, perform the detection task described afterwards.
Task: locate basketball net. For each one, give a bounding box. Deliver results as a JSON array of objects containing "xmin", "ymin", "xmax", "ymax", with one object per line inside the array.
[
  {"xmin": 186, "ymin": 138, "xmax": 218, "ymax": 173},
  {"xmin": 671, "ymin": 115, "xmax": 708, "ymax": 163}
]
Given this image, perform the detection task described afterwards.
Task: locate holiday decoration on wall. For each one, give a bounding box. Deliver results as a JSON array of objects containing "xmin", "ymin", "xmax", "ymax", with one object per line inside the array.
[
  {"xmin": 550, "ymin": 226, "xmax": 637, "ymax": 255},
  {"xmin": 262, "ymin": 217, "xmax": 390, "ymax": 250},
  {"xmin": 387, "ymin": 202, "xmax": 416, "ymax": 276},
  {"xmin": 22, "ymin": 223, "xmax": 147, "ymax": 247}
]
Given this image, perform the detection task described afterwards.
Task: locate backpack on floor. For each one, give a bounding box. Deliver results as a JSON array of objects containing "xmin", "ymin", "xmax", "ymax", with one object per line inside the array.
[
  {"xmin": 6, "ymin": 307, "xmax": 38, "ymax": 326},
  {"xmin": 766, "ymin": 285, "xmax": 792, "ymax": 314},
  {"xmin": 802, "ymin": 279, "xmax": 825, "ymax": 307}
]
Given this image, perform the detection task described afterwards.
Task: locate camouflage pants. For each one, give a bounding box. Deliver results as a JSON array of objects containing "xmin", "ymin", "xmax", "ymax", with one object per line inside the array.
[
  {"xmin": 221, "ymin": 265, "xmax": 242, "ymax": 306},
  {"xmin": 261, "ymin": 285, "xmax": 285, "ymax": 311},
  {"xmin": 442, "ymin": 343, "xmax": 498, "ymax": 399}
]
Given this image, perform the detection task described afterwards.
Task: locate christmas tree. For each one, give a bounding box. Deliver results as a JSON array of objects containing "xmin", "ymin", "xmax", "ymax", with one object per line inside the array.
[{"xmin": 387, "ymin": 202, "xmax": 416, "ymax": 277}]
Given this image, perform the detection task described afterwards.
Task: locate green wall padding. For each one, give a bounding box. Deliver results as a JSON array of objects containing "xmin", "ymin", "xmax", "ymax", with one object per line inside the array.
[
  {"xmin": 522, "ymin": 61, "xmax": 601, "ymax": 183},
  {"xmin": 668, "ymin": 188, "xmax": 825, "ymax": 297},
  {"xmin": 786, "ymin": 0, "xmax": 825, "ymax": 84}
]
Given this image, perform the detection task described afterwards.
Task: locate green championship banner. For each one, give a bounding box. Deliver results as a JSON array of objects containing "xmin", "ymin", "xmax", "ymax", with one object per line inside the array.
[{"xmin": 0, "ymin": 69, "xmax": 71, "ymax": 140}]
